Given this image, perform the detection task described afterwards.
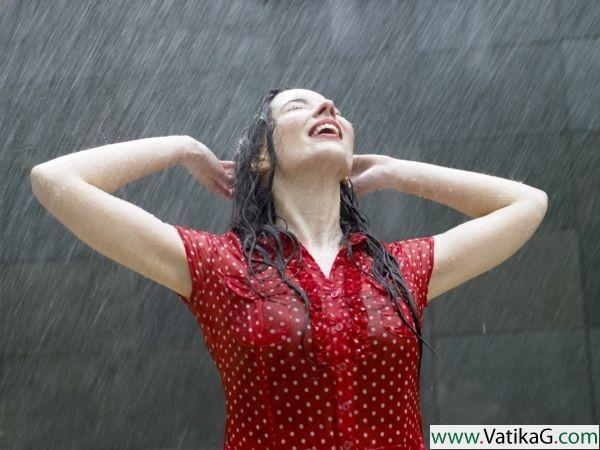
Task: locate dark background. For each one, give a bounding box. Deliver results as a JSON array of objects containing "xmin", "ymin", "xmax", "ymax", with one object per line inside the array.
[{"xmin": 1, "ymin": 0, "xmax": 599, "ymax": 448}]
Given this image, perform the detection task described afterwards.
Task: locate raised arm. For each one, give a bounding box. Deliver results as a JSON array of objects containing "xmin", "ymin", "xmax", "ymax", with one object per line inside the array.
[
  {"xmin": 350, "ymin": 154, "xmax": 548, "ymax": 304},
  {"xmin": 394, "ymin": 157, "xmax": 547, "ymax": 303},
  {"xmin": 29, "ymin": 135, "xmax": 233, "ymax": 298}
]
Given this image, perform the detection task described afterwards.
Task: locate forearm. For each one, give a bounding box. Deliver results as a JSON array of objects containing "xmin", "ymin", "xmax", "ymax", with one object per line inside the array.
[
  {"xmin": 382, "ymin": 157, "xmax": 548, "ymax": 218},
  {"xmin": 30, "ymin": 135, "xmax": 193, "ymax": 194}
]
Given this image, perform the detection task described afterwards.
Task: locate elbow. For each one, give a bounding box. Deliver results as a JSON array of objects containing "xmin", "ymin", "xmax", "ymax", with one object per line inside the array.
[
  {"xmin": 30, "ymin": 165, "xmax": 48, "ymax": 182},
  {"xmin": 30, "ymin": 166, "xmax": 82, "ymax": 206},
  {"xmin": 527, "ymin": 190, "xmax": 549, "ymax": 225},
  {"xmin": 30, "ymin": 165, "xmax": 41, "ymax": 178},
  {"xmin": 534, "ymin": 189, "xmax": 548, "ymax": 212},
  {"xmin": 30, "ymin": 166, "xmax": 50, "ymax": 202},
  {"xmin": 30, "ymin": 165, "xmax": 63, "ymax": 203},
  {"xmin": 30, "ymin": 165, "xmax": 44, "ymax": 191},
  {"xmin": 525, "ymin": 187, "xmax": 548, "ymax": 212},
  {"xmin": 30, "ymin": 164, "xmax": 56, "ymax": 181}
]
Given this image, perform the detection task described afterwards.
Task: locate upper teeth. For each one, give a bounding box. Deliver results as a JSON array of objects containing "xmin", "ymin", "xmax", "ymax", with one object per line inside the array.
[{"xmin": 311, "ymin": 123, "xmax": 340, "ymax": 137}]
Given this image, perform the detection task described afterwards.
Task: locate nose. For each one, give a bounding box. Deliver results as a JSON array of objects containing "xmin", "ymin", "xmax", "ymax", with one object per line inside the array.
[{"xmin": 315, "ymin": 99, "xmax": 337, "ymax": 118}]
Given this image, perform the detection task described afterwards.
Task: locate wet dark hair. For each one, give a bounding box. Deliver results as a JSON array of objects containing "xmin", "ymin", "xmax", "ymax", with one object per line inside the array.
[{"xmin": 228, "ymin": 86, "xmax": 439, "ymax": 376}]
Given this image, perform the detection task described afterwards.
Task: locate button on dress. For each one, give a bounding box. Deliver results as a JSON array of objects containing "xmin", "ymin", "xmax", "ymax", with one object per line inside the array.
[{"xmin": 171, "ymin": 226, "xmax": 434, "ymax": 450}]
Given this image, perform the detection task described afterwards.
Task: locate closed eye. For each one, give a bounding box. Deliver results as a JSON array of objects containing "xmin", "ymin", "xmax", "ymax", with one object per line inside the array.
[{"xmin": 287, "ymin": 104, "xmax": 344, "ymax": 116}]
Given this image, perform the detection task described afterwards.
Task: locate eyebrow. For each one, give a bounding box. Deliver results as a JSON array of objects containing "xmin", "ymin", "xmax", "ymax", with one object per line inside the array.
[{"xmin": 281, "ymin": 98, "xmax": 309, "ymax": 109}]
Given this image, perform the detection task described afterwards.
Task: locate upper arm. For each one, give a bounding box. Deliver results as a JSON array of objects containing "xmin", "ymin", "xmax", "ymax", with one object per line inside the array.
[
  {"xmin": 428, "ymin": 197, "xmax": 548, "ymax": 302},
  {"xmin": 389, "ymin": 236, "xmax": 435, "ymax": 313},
  {"xmin": 30, "ymin": 169, "xmax": 195, "ymax": 298}
]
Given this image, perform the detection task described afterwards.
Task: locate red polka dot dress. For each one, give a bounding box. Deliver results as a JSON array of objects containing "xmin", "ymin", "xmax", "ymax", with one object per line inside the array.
[{"xmin": 172, "ymin": 226, "xmax": 434, "ymax": 450}]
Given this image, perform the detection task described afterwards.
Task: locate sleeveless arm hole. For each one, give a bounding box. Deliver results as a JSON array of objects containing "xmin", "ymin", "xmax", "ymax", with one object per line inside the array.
[
  {"xmin": 388, "ymin": 236, "xmax": 435, "ymax": 311},
  {"xmin": 171, "ymin": 225, "xmax": 215, "ymax": 308}
]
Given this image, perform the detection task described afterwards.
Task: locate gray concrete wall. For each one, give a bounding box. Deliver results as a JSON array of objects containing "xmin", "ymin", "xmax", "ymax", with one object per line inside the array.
[{"xmin": 1, "ymin": 0, "xmax": 598, "ymax": 448}]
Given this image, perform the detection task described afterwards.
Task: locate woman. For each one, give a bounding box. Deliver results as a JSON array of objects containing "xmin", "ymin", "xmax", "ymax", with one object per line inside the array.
[{"xmin": 30, "ymin": 87, "xmax": 548, "ymax": 450}]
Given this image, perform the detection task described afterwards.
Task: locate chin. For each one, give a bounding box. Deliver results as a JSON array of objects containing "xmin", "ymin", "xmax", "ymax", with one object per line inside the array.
[{"xmin": 309, "ymin": 146, "xmax": 350, "ymax": 160}]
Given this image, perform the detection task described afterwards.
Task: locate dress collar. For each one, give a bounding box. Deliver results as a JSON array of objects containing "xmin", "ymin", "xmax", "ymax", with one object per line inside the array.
[
  {"xmin": 227, "ymin": 229, "xmax": 368, "ymax": 252},
  {"xmin": 279, "ymin": 230, "xmax": 368, "ymax": 249}
]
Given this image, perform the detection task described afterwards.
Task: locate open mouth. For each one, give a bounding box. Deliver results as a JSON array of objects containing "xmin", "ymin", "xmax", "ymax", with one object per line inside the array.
[{"xmin": 308, "ymin": 121, "xmax": 343, "ymax": 140}]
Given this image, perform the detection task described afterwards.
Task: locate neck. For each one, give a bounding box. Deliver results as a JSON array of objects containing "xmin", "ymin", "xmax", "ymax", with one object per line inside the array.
[{"xmin": 272, "ymin": 172, "xmax": 343, "ymax": 250}]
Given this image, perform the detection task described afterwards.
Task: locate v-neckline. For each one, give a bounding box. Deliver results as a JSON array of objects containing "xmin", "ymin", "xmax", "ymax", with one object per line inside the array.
[
  {"xmin": 299, "ymin": 243, "xmax": 346, "ymax": 281},
  {"xmin": 228, "ymin": 231, "xmax": 362, "ymax": 282}
]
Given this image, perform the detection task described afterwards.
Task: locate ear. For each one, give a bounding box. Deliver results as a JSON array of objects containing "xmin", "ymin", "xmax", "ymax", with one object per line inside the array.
[{"xmin": 250, "ymin": 145, "xmax": 271, "ymax": 175}]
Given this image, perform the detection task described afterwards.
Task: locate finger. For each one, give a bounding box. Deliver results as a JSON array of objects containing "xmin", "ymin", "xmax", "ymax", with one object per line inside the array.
[
  {"xmin": 216, "ymin": 184, "xmax": 233, "ymax": 200},
  {"xmin": 351, "ymin": 182, "xmax": 363, "ymax": 197},
  {"xmin": 350, "ymin": 163, "xmax": 365, "ymax": 175},
  {"xmin": 350, "ymin": 165, "xmax": 367, "ymax": 177},
  {"xmin": 219, "ymin": 178, "xmax": 235, "ymax": 193},
  {"xmin": 350, "ymin": 176, "xmax": 362, "ymax": 194},
  {"xmin": 222, "ymin": 160, "xmax": 236, "ymax": 168}
]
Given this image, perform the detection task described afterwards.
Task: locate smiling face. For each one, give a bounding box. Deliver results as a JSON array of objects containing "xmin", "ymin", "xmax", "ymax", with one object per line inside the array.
[{"xmin": 267, "ymin": 89, "xmax": 355, "ymax": 182}]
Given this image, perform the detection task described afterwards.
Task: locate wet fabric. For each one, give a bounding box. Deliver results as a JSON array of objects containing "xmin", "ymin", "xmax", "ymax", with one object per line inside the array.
[{"xmin": 171, "ymin": 225, "xmax": 434, "ymax": 450}]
